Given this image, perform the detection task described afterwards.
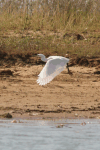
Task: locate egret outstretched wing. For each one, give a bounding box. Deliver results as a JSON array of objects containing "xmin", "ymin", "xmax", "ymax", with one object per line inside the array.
[{"xmin": 37, "ymin": 58, "xmax": 67, "ymax": 85}]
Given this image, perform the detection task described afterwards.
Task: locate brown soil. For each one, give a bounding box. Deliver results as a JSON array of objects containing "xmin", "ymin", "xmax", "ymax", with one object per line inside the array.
[{"xmin": 0, "ymin": 57, "xmax": 100, "ymax": 119}]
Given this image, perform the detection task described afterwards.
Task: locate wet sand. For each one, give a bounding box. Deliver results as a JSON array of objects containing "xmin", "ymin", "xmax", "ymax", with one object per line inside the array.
[{"xmin": 0, "ymin": 65, "xmax": 100, "ymax": 119}]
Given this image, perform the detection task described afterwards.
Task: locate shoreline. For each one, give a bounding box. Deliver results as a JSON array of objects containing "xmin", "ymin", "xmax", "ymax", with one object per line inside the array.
[{"xmin": 0, "ymin": 64, "xmax": 100, "ymax": 120}]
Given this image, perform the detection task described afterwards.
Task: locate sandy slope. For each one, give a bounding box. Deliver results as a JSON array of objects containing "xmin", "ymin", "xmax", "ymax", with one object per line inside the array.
[{"xmin": 0, "ymin": 65, "xmax": 100, "ymax": 119}]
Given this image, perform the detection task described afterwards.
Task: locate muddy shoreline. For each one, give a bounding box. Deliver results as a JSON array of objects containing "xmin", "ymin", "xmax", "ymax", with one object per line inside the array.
[
  {"xmin": 0, "ymin": 61, "xmax": 100, "ymax": 119},
  {"xmin": 0, "ymin": 50, "xmax": 100, "ymax": 67}
]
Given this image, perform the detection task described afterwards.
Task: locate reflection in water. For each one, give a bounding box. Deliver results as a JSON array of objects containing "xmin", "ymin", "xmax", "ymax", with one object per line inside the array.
[{"xmin": 0, "ymin": 119, "xmax": 100, "ymax": 150}]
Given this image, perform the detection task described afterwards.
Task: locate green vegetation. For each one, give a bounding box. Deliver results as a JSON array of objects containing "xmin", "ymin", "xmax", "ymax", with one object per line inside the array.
[{"xmin": 0, "ymin": 0, "xmax": 100, "ymax": 57}]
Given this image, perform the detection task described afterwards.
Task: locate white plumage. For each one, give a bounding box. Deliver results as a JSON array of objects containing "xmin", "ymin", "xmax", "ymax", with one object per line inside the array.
[{"xmin": 37, "ymin": 54, "xmax": 69, "ymax": 86}]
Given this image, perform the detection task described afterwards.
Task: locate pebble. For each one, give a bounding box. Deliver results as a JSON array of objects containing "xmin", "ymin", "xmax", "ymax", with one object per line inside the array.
[
  {"xmin": 11, "ymin": 120, "xmax": 17, "ymax": 123},
  {"xmin": 56, "ymin": 124, "xmax": 64, "ymax": 128}
]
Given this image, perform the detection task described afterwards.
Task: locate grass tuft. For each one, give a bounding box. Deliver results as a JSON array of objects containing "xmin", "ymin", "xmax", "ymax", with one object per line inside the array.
[{"xmin": 0, "ymin": 0, "xmax": 100, "ymax": 58}]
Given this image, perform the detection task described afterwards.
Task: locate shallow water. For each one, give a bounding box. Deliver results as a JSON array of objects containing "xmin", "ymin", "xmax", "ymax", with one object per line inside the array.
[{"xmin": 0, "ymin": 119, "xmax": 100, "ymax": 150}]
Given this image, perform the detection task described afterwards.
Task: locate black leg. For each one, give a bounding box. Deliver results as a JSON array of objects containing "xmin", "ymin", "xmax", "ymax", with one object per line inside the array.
[{"xmin": 66, "ymin": 63, "xmax": 69, "ymax": 73}]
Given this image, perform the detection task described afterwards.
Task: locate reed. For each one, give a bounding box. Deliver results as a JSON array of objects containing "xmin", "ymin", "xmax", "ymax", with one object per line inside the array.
[
  {"xmin": 0, "ymin": 0, "xmax": 100, "ymax": 31},
  {"xmin": 0, "ymin": 0, "xmax": 100, "ymax": 57}
]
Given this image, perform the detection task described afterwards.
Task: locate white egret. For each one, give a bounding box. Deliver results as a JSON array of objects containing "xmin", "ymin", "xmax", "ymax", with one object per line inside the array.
[{"xmin": 37, "ymin": 54, "xmax": 70, "ymax": 86}]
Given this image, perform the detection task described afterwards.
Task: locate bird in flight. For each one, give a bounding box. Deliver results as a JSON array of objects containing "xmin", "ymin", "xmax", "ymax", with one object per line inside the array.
[{"xmin": 37, "ymin": 54, "xmax": 70, "ymax": 86}]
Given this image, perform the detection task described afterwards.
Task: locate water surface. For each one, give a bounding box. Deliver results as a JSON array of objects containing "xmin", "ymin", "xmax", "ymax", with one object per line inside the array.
[{"xmin": 0, "ymin": 119, "xmax": 100, "ymax": 150}]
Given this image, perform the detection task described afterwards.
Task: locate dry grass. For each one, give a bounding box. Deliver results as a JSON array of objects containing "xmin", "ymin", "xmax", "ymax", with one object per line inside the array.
[
  {"xmin": 0, "ymin": 0, "xmax": 100, "ymax": 31},
  {"xmin": 0, "ymin": 0, "xmax": 100, "ymax": 57}
]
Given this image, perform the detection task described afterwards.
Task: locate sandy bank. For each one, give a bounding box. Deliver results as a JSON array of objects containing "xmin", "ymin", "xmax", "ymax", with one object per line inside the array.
[{"xmin": 0, "ymin": 64, "xmax": 100, "ymax": 119}]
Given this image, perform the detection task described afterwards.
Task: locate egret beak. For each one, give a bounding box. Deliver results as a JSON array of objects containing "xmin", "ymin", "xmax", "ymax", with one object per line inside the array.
[
  {"xmin": 32, "ymin": 54, "xmax": 37, "ymax": 57},
  {"xmin": 36, "ymin": 54, "xmax": 41, "ymax": 58}
]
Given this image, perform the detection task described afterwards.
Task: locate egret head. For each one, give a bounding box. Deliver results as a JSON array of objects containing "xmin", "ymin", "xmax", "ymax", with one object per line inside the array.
[
  {"xmin": 37, "ymin": 54, "xmax": 47, "ymax": 62},
  {"xmin": 37, "ymin": 54, "xmax": 45, "ymax": 57}
]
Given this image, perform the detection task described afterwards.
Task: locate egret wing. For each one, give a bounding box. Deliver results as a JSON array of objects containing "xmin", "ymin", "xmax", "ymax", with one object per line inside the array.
[{"xmin": 37, "ymin": 58, "xmax": 67, "ymax": 85}]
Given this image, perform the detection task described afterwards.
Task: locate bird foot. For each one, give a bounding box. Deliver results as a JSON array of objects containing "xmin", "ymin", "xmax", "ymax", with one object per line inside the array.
[{"xmin": 68, "ymin": 70, "xmax": 73, "ymax": 75}]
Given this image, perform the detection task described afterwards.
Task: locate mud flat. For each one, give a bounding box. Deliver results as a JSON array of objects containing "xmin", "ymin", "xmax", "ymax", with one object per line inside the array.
[{"xmin": 0, "ymin": 64, "xmax": 100, "ymax": 119}]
